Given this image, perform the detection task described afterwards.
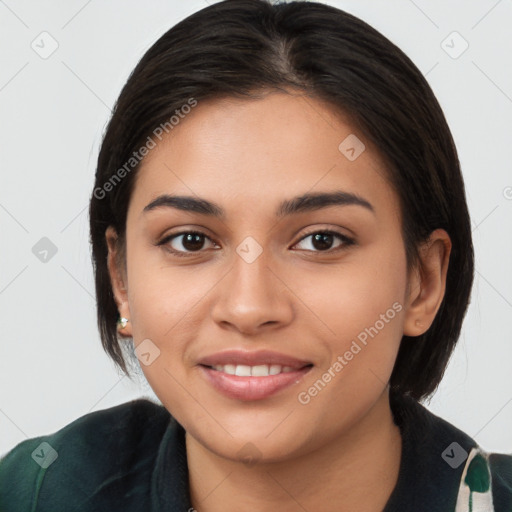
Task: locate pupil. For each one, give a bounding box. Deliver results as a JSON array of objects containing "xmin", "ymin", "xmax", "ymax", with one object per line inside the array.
[
  {"xmin": 312, "ymin": 233, "xmax": 333, "ymax": 251},
  {"xmin": 183, "ymin": 233, "xmax": 204, "ymax": 251}
]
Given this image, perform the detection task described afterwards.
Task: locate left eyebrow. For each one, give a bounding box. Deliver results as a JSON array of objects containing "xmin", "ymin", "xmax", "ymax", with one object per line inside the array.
[
  {"xmin": 142, "ymin": 190, "xmax": 375, "ymax": 218},
  {"xmin": 276, "ymin": 190, "xmax": 375, "ymax": 217}
]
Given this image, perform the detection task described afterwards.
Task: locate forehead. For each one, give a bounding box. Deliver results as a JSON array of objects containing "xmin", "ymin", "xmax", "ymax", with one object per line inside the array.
[{"xmin": 130, "ymin": 91, "xmax": 399, "ymax": 221}]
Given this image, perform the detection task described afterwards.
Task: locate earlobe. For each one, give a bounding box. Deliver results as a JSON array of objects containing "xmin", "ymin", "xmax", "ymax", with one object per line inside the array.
[
  {"xmin": 403, "ymin": 229, "xmax": 452, "ymax": 337},
  {"xmin": 105, "ymin": 226, "xmax": 132, "ymax": 337}
]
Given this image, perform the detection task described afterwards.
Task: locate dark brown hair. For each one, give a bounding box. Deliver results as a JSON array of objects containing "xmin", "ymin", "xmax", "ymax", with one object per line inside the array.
[{"xmin": 89, "ymin": 0, "xmax": 474, "ymax": 401}]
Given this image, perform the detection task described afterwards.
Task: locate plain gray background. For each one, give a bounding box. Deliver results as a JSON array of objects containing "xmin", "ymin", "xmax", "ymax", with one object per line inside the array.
[{"xmin": 1, "ymin": 0, "xmax": 511, "ymax": 457}]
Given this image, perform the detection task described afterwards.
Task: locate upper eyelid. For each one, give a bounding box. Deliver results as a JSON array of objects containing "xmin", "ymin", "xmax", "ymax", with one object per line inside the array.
[
  {"xmin": 161, "ymin": 231, "xmax": 218, "ymax": 248},
  {"xmin": 293, "ymin": 230, "xmax": 354, "ymax": 250},
  {"xmin": 161, "ymin": 228, "xmax": 353, "ymax": 251}
]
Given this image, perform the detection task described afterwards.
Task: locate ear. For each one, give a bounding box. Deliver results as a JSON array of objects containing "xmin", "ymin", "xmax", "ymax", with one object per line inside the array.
[
  {"xmin": 105, "ymin": 226, "xmax": 132, "ymax": 337},
  {"xmin": 403, "ymin": 229, "xmax": 452, "ymax": 337}
]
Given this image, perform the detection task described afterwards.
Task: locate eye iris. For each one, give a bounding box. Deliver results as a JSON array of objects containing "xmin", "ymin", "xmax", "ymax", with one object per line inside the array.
[
  {"xmin": 173, "ymin": 231, "xmax": 343, "ymax": 253},
  {"xmin": 312, "ymin": 233, "xmax": 334, "ymax": 251},
  {"xmin": 182, "ymin": 233, "xmax": 205, "ymax": 251}
]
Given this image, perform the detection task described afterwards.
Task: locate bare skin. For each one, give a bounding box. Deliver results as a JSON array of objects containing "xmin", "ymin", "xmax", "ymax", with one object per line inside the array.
[{"xmin": 106, "ymin": 90, "xmax": 451, "ymax": 512}]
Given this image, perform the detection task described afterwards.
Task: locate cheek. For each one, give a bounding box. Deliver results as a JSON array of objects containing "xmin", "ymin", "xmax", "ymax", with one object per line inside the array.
[
  {"xmin": 128, "ymin": 266, "xmax": 207, "ymax": 339},
  {"xmin": 293, "ymin": 244, "xmax": 407, "ymax": 398},
  {"xmin": 125, "ymin": 245, "xmax": 216, "ymax": 363},
  {"xmin": 297, "ymin": 243, "xmax": 406, "ymax": 333}
]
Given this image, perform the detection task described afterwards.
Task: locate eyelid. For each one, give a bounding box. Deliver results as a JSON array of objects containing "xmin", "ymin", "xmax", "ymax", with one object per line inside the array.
[
  {"xmin": 158, "ymin": 225, "xmax": 355, "ymax": 257},
  {"xmin": 292, "ymin": 227, "xmax": 355, "ymax": 252},
  {"xmin": 157, "ymin": 230, "xmax": 218, "ymax": 257}
]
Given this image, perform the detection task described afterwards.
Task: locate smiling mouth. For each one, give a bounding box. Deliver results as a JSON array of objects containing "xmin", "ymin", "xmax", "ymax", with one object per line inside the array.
[
  {"xmin": 201, "ymin": 363, "xmax": 314, "ymax": 377},
  {"xmin": 199, "ymin": 362, "xmax": 314, "ymax": 401}
]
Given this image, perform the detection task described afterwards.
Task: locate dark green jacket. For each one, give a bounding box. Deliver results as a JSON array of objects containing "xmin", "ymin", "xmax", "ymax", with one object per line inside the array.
[{"xmin": 0, "ymin": 391, "xmax": 511, "ymax": 511}]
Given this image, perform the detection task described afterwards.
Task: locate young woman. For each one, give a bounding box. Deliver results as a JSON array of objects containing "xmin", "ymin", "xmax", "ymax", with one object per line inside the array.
[{"xmin": 1, "ymin": 1, "xmax": 510, "ymax": 511}]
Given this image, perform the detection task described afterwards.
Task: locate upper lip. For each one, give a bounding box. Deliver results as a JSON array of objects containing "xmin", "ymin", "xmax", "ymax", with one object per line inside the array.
[{"xmin": 198, "ymin": 350, "xmax": 313, "ymax": 370}]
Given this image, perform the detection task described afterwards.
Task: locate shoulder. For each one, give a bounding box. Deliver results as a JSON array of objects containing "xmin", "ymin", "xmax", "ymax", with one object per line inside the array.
[
  {"xmin": 0, "ymin": 398, "xmax": 171, "ymax": 512},
  {"xmin": 488, "ymin": 451, "xmax": 512, "ymax": 511},
  {"xmin": 388, "ymin": 391, "xmax": 512, "ymax": 511}
]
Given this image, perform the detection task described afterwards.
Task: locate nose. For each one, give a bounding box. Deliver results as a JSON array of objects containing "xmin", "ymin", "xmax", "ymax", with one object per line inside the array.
[{"xmin": 210, "ymin": 245, "xmax": 294, "ymax": 335}]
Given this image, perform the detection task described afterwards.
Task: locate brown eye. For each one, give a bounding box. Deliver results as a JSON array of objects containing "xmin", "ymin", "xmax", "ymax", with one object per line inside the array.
[
  {"xmin": 159, "ymin": 231, "xmax": 217, "ymax": 256},
  {"xmin": 293, "ymin": 230, "xmax": 354, "ymax": 253}
]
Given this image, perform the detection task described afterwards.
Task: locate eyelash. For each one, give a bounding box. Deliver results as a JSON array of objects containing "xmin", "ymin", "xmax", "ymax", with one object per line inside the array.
[{"xmin": 157, "ymin": 228, "xmax": 355, "ymax": 258}]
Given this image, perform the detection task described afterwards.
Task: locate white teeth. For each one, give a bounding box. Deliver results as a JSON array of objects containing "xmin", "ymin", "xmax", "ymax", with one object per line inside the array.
[
  {"xmin": 251, "ymin": 364, "xmax": 270, "ymax": 377},
  {"xmin": 211, "ymin": 364, "xmax": 299, "ymax": 376},
  {"xmin": 223, "ymin": 364, "xmax": 236, "ymax": 375},
  {"xmin": 235, "ymin": 365, "xmax": 252, "ymax": 377},
  {"xmin": 269, "ymin": 364, "xmax": 281, "ymax": 375}
]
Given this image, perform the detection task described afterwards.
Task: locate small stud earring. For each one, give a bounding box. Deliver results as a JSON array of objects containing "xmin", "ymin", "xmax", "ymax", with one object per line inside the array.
[
  {"xmin": 117, "ymin": 316, "xmax": 129, "ymax": 329},
  {"xmin": 415, "ymin": 319, "xmax": 422, "ymax": 328}
]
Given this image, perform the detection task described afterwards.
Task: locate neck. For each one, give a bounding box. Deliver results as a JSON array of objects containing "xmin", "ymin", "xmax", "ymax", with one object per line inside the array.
[{"xmin": 185, "ymin": 388, "xmax": 402, "ymax": 512}]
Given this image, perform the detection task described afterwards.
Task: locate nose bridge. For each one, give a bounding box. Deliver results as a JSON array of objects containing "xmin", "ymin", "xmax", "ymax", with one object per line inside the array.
[
  {"xmin": 233, "ymin": 239, "xmax": 272, "ymax": 293},
  {"xmin": 229, "ymin": 237, "xmax": 277, "ymax": 307},
  {"xmin": 210, "ymin": 235, "xmax": 293, "ymax": 332}
]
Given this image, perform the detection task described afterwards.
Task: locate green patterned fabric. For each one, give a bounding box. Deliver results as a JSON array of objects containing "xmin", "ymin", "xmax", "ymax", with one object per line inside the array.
[{"xmin": 454, "ymin": 447, "xmax": 511, "ymax": 511}]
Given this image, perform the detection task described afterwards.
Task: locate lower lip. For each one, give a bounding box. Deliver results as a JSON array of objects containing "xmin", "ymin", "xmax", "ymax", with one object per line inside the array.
[{"xmin": 199, "ymin": 365, "xmax": 313, "ymax": 401}]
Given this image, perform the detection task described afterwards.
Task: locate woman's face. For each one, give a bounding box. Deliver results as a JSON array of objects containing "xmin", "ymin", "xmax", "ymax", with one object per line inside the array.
[{"xmin": 108, "ymin": 91, "xmax": 436, "ymax": 463}]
